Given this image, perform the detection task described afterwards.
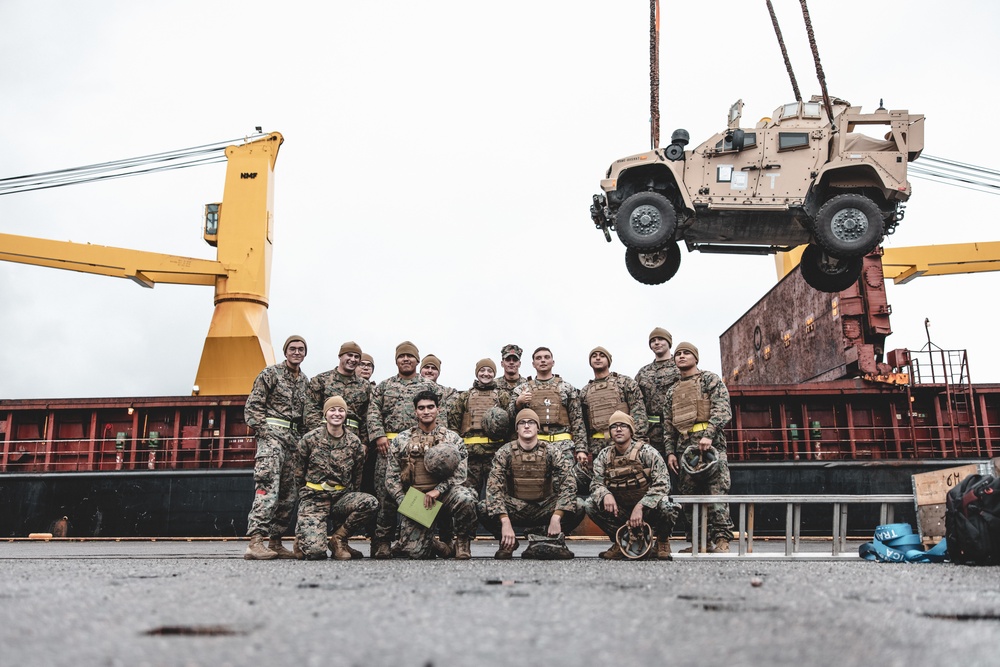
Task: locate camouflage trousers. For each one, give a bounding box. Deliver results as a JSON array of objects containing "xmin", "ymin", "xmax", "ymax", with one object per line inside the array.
[
  {"xmin": 373, "ymin": 452, "xmax": 397, "ymax": 543},
  {"xmin": 676, "ymin": 449, "xmax": 734, "ymax": 542},
  {"xmin": 477, "ymin": 495, "xmax": 586, "ymax": 540},
  {"xmin": 393, "ymin": 486, "xmax": 478, "ymax": 559},
  {"xmin": 246, "ymin": 428, "xmax": 300, "ymax": 538},
  {"xmin": 584, "ymin": 495, "xmax": 680, "ymax": 540},
  {"xmin": 463, "ymin": 453, "xmax": 495, "ymax": 500},
  {"xmin": 295, "ymin": 488, "xmax": 378, "ymax": 559}
]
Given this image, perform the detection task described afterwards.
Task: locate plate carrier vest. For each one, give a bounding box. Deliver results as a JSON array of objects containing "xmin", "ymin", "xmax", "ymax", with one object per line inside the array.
[
  {"xmin": 460, "ymin": 387, "xmax": 500, "ymax": 436},
  {"xmin": 605, "ymin": 442, "xmax": 651, "ymax": 508},
  {"xmin": 670, "ymin": 375, "xmax": 711, "ymax": 434},
  {"xmin": 584, "ymin": 374, "xmax": 628, "ymax": 433},
  {"xmin": 526, "ymin": 378, "xmax": 569, "ymax": 433},
  {"xmin": 403, "ymin": 431, "xmax": 439, "ymax": 492},
  {"xmin": 509, "ymin": 441, "xmax": 552, "ymax": 502}
]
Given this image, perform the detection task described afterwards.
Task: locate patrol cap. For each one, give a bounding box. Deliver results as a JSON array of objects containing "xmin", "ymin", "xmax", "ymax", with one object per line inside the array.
[
  {"xmin": 515, "ymin": 409, "xmax": 540, "ymax": 425},
  {"xmin": 338, "ymin": 341, "xmax": 362, "ymax": 356},
  {"xmin": 674, "ymin": 342, "xmax": 699, "ymax": 362},
  {"xmin": 648, "ymin": 327, "xmax": 672, "ymax": 347},
  {"xmin": 476, "ymin": 358, "xmax": 497, "ymax": 374},
  {"xmin": 283, "ymin": 335, "xmax": 307, "ymax": 354},
  {"xmin": 323, "ymin": 395, "xmax": 348, "ymax": 413},
  {"xmin": 395, "ymin": 341, "xmax": 419, "ymax": 359},
  {"xmin": 609, "ymin": 410, "xmax": 635, "ymax": 433},
  {"xmin": 589, "ymin": 346, "xmax": 612, "ymax": 364},
  {"xmin": 421, "ymin": 354, "xmax": 442, "ymax": 371},
  {"xmin": 501, "ymin": 344, "xmax": 523, "ymax": 360}
]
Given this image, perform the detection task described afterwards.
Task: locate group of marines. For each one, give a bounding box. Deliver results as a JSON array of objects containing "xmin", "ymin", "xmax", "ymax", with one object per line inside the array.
[{"xmin": 243, "ymin": 328, "xmax": 734, "ymax": 561}]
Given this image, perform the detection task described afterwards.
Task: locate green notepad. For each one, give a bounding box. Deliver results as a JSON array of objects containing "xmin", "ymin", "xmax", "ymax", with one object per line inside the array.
[{"xmin": 397, "ymin": 487, "xmax": 443, "ymax": 528}]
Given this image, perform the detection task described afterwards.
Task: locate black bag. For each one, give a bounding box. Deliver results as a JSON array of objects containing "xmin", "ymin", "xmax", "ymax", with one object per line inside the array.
[{"xmin": 945, "ymin": 473, "xmax": 1000, "ymax": 565}]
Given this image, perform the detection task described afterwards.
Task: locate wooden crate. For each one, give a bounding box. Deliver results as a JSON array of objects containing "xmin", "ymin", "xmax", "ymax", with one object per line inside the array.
[{"xmin": 912, "ymin": 460, "xmax": 999, "ymax": 546}]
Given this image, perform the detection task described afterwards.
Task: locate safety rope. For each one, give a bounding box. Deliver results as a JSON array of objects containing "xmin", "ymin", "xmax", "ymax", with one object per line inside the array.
[{"xmin": 765, "ymin": 0, "xmax": 801, "ymax": 102}]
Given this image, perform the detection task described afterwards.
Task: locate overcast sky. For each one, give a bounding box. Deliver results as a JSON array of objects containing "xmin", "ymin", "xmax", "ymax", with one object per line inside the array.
[{"xmin": 2, "ymin": 1, "xmax": 999, "ymax": 400}]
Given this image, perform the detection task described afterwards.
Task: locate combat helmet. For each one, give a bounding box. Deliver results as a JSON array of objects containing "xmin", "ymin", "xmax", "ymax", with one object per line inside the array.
[
  {"xmin": 615, "ymin": 522, "xmax": 654, "ymax": 560},
  {"xmin": 424, "ymin": 445, "xmax": 462, "ymax": 480},
  {"xmin": 481, "ymin": 406, "xmax": 510, "ymax": 441},
  {"xmin": 680, "ymin": 444, "xmax": 720, "ymax": 479}
]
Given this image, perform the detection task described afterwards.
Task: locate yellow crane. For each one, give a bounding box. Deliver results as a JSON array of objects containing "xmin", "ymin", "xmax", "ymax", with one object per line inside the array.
[{"xmin": 0, "ymin": 132, "xmax": 283, "ymax": 395}]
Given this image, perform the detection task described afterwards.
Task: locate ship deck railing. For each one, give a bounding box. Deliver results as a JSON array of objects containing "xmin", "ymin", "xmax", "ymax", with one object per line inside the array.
[{"xmin": 675, "ymin": 493, "xmax": 914, "ymax": 558}]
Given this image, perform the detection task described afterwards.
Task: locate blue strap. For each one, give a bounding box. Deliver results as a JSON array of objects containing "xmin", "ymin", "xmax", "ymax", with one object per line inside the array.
[{"xmin": 859, "ymin": 523, "xmax": 948, "ymax": 563}]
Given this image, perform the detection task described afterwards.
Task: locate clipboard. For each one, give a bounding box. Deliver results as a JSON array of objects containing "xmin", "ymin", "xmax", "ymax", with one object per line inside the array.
[{"xmin": 397, "ymin": 487, "xmax": 443, "ymax": 528}]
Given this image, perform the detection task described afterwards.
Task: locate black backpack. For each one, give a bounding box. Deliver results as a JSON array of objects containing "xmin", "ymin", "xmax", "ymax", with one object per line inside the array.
[{"xmin": 945, "ymin": 474, "xmax": 1000, "ymax": 565}]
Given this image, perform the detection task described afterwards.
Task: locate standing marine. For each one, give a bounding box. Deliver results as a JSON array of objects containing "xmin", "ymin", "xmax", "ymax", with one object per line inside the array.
[
  {"xmin": 662, "ymin": 341, "xmax": 734, "ymax": 553},
  {"xmin": 511, "ymin": 347, "xmax": 587, "ymax": 465},
  {"xmin": 448, "ymin": 358, "xmax": 513, "ymax": 497},
  {"xmin": 244, "ymin": 335, "xmax": 310, "ymax": 560},
  {"xmin": 366, "ymin": 341, "xmax": 435, "ymax": 559},
  {"xmin": 635, "ymin": 327, "xmax": 680, "ymax": 457}
]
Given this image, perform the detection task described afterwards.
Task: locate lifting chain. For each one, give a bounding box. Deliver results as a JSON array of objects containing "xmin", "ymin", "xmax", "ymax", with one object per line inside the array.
[
  {"xmin": 649, "ymin": 0, "xmax": 660, "ymax": 149},
  {"xmin": 799, "ymin": 0, "xmax": 836, "ymax": 127}
]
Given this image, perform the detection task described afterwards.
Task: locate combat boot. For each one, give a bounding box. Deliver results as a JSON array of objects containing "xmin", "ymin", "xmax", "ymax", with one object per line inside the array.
[
  {"xmin": 454, "ymin": 537, "xmax": 472, "ymax": 560},
  {"xmin": 329, "ymin": 534, "xmax": 363, "ymax": 559},
  {"xmin": 599, "ymin": 542, "xmax": 626, "ymax": 560},
  {"xmin": 494, "ymin": 539, "xmax": 519, "ymax": 559},
  {"xmin": 371, "ymin": 540, "xmax": 392, "ymax": 560},
  {"xmin": 329, "ymin": 527, "xmax": 354, "ymax": 561},
  {"xmin": 712, "ymin": 538, "xmax": 731, "ymax": 553},
  {"xmin": 268, "ymin": 537, "xmax": 297, "ymax": 559},
  {"xmin": 244, "ymin": 534, "xmax": 278, "ymax": 560},
  {"xmin": 655, "ymin": 537, "xmax": 673, "ymax": 561},
  {"xmin": 431, "ymin": 537, "xmax": 455, "ymax": 559}
]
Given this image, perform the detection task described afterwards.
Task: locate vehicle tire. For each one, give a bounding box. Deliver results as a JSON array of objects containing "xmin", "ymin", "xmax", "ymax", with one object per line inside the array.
[
  {"xmin": 799, "ymin": 244, "xmax": 863, "ymax": 293},
  {"xmin": 624, "ymin": 244, "xmax": 681, "ymax": 285},
  {"xmin": 615, "ymin": 192, "xmax": 677, "ymax": 252},
  {"xmin": 813, "ymin": 194, "xmax": 884, "ymax": 259}
]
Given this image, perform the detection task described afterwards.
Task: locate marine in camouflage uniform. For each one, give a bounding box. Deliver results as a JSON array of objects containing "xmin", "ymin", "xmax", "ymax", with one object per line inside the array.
[
  {"xmin": 662, "ymin": 342, "xmax": 734, "ymax": 552},
  {"xmin": 635, "ymin": 327, "xmax": 680, "ymax": 458},
  {"xmin": 510, "ymin": 347, "xmax": 587, "ymax": 461},
  {"xmin": 496, "ymin": 344, "xmax": 528, "ymax": 394},
  {"xmin": 304, "ymin": 341, "xmax": 371, "ymax": 437},
  {"xmin": 479, "ymin": 408, "xmax": 585, "ymax": 558},
  {"xmin": 244, "ymin": 335, "xmax": 310, "ymax": 560},
  {"xmin": 294, "ymin": 396, "xmax": 378, "ymax": 560},
  {"xmin": 448, "ymin": 358, "xmax": 513, "ymax": 498},
  {"xmin": 585, "ymin": 410, "xmax": 679, "ymax": 560},
  {"xmin": 580, "ymin": 346, "xmax": 648, "ymax": 457},
  {"xmin": 420, "ymin": 354, "xmax": 459, "ymax": 418},
  {"xmin": 386, "ymin": 391, "xmax": 477, "ymax": 559},
  {"xmin": 366, "ymin": 341, "xmax": 436, "ymax": 558}
]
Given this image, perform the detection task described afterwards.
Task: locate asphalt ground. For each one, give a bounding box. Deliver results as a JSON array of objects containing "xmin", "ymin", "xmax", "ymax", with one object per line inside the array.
[{"xmin": 2, "ymin": 539, "xmax": 999, "ymax": 667}]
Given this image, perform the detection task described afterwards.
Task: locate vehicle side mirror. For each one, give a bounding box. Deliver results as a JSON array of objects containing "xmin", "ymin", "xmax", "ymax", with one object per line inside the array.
[{"xmin": 730, "ymin": 129, "xmax": 745, "ymax": 152}]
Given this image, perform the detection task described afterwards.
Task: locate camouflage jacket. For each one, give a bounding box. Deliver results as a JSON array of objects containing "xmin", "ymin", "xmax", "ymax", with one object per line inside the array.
[
  {"xmin": 447, "ymin": 381, "xmax": 513, "ymax": 436},
  {"xmin": 635, "ymin": 358, "xmax": 680, "ymax": 440},
  {"xmin": 294, "ymin": 426, "xmax": 366, "ymax": 493},
  {"xmin": 304, "ymin": 369, "xmax": 372, "ymax": 437},
  {"xmin": 385, "ymin": 425, "xmax": 468, "ymax": 505},
  {"xmin": 428, "ymin": 382, "xmax": 459, "ymax": 423},
  {"xmin": 590, "ymin": 441, "xmax": 671, "ymax": 509},
  {"xmin": 510, "ymin": 376, "xmax": 587, "ymax": 451},
  {"xmin": 662, "ymin": 370, "xmax": 732, "ymax": 456},
  {"xmin": 496, "ymin": 374, "xmax": 528, "ymax": 393},
  {"xmin": 483, "ymin": 440, "xmax": 577, "ymax": 517},
  {"xmin": 366, "ymin": 375, "xmax": 436, "ymax": 441},
  {"xmin": 244, "ymin": 362, "xmax": 309, "ymax": 435},
  {"xmin": 579, "ymin": 372, "xmax": 649, "ymax": 445}
]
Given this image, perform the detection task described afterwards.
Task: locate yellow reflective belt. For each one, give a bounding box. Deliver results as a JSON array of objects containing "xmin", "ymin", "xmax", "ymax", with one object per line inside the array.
[
  {"xmin": 346, "ymin": 418, "xmax": 360, "ymax": 429},
  {"xmin": 689, "ymin": 422, "xmax": 710, "ymax": 433},
  {"xmin": 591, "ymin": 433, "xmax": 607, "ymax": 439},
  {"xmin": 265, "ymin": 417, "xmax": 291, "ymax": 428},
  {"xmin": 386, "ymin": 432, "xmax": 399, "ymax": 440},
  {"xmin": 306, "ymin": 481, "xmax": 345, "ymax": 492},
  {"xmin": 648, "ymin": 416, "xmax": 661, "ymax": 424},
  {"xmin": 537, "ymin": 433, "xmax": 573, "ymax": 442},
  {"xmin": 464, "ymin": 436, "xmax": 501, "ymax": 445}
]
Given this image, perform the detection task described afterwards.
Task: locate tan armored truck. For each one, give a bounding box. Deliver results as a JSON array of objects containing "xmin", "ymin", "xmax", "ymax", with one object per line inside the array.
[{"xmin": 590, "ymin": 96, "xmax": 924, "ymax": 291}]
